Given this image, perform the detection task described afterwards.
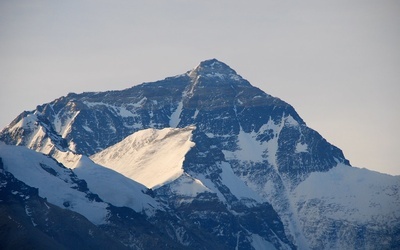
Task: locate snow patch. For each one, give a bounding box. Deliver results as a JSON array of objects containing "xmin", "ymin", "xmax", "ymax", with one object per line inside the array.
[
  {"xmin": 249, "ymin": 234, "xmax": 277, "ymax": 250},
  {"xmin": 169, "ymin": 174, "xmax": 210, "ymax": 197},
  {"xmin": 192, "ymin": 109, "xmax": 199, "ymax": 119},
  {"xmin": 264, "ymin": 117, "xmax": 285, "ymax": 168},
  {"xmin": 61, "ymin": 111, "xmax": 80, "ymax": 138},
  {"xmin": 223, "ymin": 117, "xmax": 285, "ymax": 165},
  {"xmin": 116, "ymin": 106, "xmax": 136, "ymax": 117},
  {"xmin": 294, "ymin": 163, "xmax": 400, "ymax": 224},
  {"xmin": 193, "ymin": 174, "xmax": 228, "ymax": 203},
  {"xmin": 91, "ymin": 126, "xmax": 196, "ymax": 189},
  {"xmin": 83, "ymin": 101, "xmax": 138, "ymax": 118},
  {"xmin": 71, "ymin": 155, "xmax": 160, "ymax": 214},
  {"xmin": 219, "ymin": 162, "xmax": 263, "ymax": 203},
  {"xmin": 53, "ymin": 113, "xmax": 62, "ymax": 134},
  {"xmin": 170, "ymin": 101, "xmax": 183, "ymax": 127},
  {"xmin": 82, "ymin": 125, "xmax": 93, "ymax": 133},
  {"xmin": 222, "ymin": 128, "xmax": 265, "ymax": 163},
  {"xmin": 230, "ymin": 74, "xmax": 241, "ymax": 81},
  {"xmin": 284, "ymin": 115, "xmax": 299, "ymax": 127},
  {"xmin": 132, "ymin": 97, "xmax": 147, "ymax": 108},
  {"xmin": 0, "ymin": 144, "xmax": 109, "ymax": 225},
  {"xmin": 14, "ymin": 113, "xmax": 38, "ymax": 131},
  {"xmin": 205, "ymin": 72, "xmax": 225, "ymax": 79},
  {"xmin": 295, "ymin": 142, "xmax": 308, "ymax": 153}
]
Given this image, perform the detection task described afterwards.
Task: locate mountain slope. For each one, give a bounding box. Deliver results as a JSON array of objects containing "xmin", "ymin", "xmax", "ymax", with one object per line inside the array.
[
  {"xmin": 90, "ymin": 125, "xmax": 294, "ymax": 249},
  {"xmin": 293, "ymin": 164, "xmax": 400, "ymax": 249},
  {"xmin": 1, "ymin": 59, "xmax": 399, "ymax": 249},
  {"xmin": 91, "ymin": 126, "xmax": 196, "ymax": 189},
  {"xmin": 0, "ymin": 143, "xmax": 109, "ymax": 225},
  {"xmin": 54, "ymin": 151, "xmax": 160, "ymax": 213},
  {"xmin": 0, "ymin": 143, "xmax": 249, "ymax": 249},
  {"xmin": 0, "ymin": 159, "xmax": 129, "ymax": 250}
]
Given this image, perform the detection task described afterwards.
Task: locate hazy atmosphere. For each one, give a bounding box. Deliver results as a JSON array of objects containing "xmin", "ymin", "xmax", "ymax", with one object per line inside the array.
[{"xmin": 1, "ymin": 0, "xmax": 399, "ymax": 175}]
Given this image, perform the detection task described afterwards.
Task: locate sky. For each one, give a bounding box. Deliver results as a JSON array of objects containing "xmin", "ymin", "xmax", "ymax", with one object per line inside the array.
[{"xmin": 0, "ymin": 0, "xmax": 399, "ymax": 175}]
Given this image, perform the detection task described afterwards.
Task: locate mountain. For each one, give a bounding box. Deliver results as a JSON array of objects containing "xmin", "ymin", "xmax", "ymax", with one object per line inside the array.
[{"xmin": 1, "ymin": 59, "xmax": 399, "ymax": 249}]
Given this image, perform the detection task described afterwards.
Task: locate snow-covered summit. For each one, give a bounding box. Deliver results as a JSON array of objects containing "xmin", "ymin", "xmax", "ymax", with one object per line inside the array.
[
  {"xmin": 189, "ymin": 59, "xmax": 240, "ymax": 79},
  {"xmin": 187, "ymin": 58, "xmax": 248, "ymax": 87}
]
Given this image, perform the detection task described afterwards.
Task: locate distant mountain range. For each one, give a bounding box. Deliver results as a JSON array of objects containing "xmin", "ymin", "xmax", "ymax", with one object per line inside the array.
[{"xmin": 1, "ymin": 59, "xmax": 399, "ymax": 249}]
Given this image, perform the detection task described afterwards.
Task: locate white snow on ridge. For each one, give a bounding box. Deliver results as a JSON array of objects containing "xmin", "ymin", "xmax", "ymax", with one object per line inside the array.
[
  {"xmin": 8, "ymin": 114, "xmax": 38, "ymax": 145},
  {"xmin": 0, "ymin": 142, "xmax": 160, "ymax": 222},
  {"xmin": 71, "ymin": 155, "xmax": 160, "ymax": 214},
  {"xmin": 61, "ymin": 111, "xmax": 80, "ymax": 138},
  {"xmin": 168, "ymin": 173, "xmax": 210, "ymax": 197},
  {"xmin": 11, "ymin": 113, "xmax": 37, "ymax": 131},
  {"xmin": 91, "ymin": 126, "xmax": 196, "ymax": 189},
  {"xmin": 27, "ymin": 126, "xmax": 47, "ymax": 149},
  {"xmin": 0, "ymin": 143, "xmax": 108, "ymax": 225},
  {"xmin": 293, "ymin": 163, "xmax": 400, "ymax": 224},
  {"xmin": 7, "ymin": 113, "xmax": 56, "ymax": 154}
]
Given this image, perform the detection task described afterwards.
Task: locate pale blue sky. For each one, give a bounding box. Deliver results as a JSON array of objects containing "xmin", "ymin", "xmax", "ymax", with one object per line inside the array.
[{"xmin": 1, "ymin": 0, "xmax": 399, "ymax": 175}]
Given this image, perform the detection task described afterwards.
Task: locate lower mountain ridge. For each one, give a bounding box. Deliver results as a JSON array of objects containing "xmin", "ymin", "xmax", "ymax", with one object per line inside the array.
[{"xmin": 1, "ymin": 59, "xmax": 399, "ymax": 249}]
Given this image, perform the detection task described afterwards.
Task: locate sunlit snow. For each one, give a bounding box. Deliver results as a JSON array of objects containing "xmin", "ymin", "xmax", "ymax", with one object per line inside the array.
[
  {"xmin": 0, "ymin": 143, "xmax": 109, "ymax": 225},
  {"xmin": 168, "ymin": 173, "xmax": 210, "ymax": 197},
  {"xmin": 91, "ymin": 126, "xmax": 196, "ymax": 189},
  {"xmin": 72, "ymin": 155, "xmax": 160, "ymax": 214},
  {"xmin": 46, "ymin": 149, "xmax": 160, "ymax": 214}
]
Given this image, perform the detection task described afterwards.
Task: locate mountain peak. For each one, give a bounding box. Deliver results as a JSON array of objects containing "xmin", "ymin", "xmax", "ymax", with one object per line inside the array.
[
  {"xmin": 189, "ymin": 59, "xmax": 242, "ymax": 81},
  {"xmin": 198, "ymin": 58, "xmax": 229, "ymax": 68}
]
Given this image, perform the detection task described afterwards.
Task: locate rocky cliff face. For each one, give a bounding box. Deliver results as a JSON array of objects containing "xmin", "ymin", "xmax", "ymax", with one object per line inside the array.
[{"xmin": 1, "ymin": 59, "xmax": 399, "ymax": 249}]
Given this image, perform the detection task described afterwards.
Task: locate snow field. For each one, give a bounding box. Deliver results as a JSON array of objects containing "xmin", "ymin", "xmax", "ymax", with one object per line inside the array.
[
  {"xmin": 0, "ymin": 143, "xmax": 108, "ymax": 225},
  {"xmin": 91, "ymin": 126, "xmax": 196, "ymax": 189}
]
